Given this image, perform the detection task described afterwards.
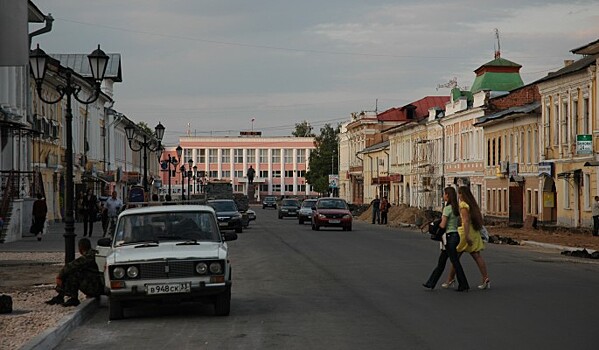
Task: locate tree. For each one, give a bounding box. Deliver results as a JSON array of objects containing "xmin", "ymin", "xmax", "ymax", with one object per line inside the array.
[
  {"xmin": 292, "ymin": 120, "xmax": 315, "ymax": 137},
  {"xmin": 305, "ymin": 123, "xmax": 340, "ymax": 195}
]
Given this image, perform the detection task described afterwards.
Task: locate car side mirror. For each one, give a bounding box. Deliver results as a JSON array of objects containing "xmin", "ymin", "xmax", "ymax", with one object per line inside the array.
[
  {"xmin": 97, "ymin": 237, "xmax": 112, "ymax": 247},
  {"xmin": 222, "ymin": 232, "xmax": 238, "ymax": 241}
]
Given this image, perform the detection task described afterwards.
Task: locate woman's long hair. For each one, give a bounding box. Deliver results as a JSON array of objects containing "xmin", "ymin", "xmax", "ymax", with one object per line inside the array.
[
  {"xmin": 444, "ymin": 187, "xmax": 459, "ymax": 218},
  {"xmin": 458, "ymin": 186, "xmax": 483, "ymax": 231}
]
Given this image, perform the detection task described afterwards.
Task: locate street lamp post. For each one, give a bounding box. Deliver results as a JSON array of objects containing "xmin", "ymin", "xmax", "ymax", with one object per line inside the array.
[
  {"xmin": 124, "ymin": 122, "xmax": 165, "ymax": 194},
  {"xmin": 192, "ymin": 165, "xmax": 197, "ymax": 194},
  {"xmin": 30, "ymin": 44, "xmax": 109, "ymax": 263},
  {"xmin": 162, "ymin": 153, "xmax": 179, "ymax": 199},
  {"xmin": 187, "ymin": 159, "xmax": 193, "ymax": 202},
  {"xmin": 180, "ymin": 165, "xmax": 186, "ymax": 200}
]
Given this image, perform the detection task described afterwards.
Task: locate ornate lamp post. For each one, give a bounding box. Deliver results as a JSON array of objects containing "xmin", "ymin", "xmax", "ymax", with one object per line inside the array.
[
  {"xmin": 161, "ymin": 149, "xmax": 179, "ymax": 199},
  {"xmin": 30, "ymin": 44, "xmax": 109, "ymax": 263},
  {"xmin": 180, "ymin": 164, "xmax": 186, "ymax": 200},
  {"xmin": 124, "ymin": 122, "xmax": 165, "ymax": 193},
  {"xmin": 187, "ymin": 159, "xmax": 193, "ymax": 202}
]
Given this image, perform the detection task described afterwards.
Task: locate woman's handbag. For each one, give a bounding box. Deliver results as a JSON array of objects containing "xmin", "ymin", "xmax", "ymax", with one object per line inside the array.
[{"xmin": 428, "ymin": 219, "xmax": 446, "ymax": 241}]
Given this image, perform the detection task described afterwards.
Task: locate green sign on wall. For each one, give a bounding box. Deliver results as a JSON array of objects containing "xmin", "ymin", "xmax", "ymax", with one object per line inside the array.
[{"xmin": 576, "ymin": 134, "xmax": 592, "ymax": 155}]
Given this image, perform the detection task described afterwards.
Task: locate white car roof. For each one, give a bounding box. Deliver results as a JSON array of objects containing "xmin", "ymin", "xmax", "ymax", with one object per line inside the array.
[{"xmin": 119, "ymin": 204, "xmax": 215, "ymax": 217}]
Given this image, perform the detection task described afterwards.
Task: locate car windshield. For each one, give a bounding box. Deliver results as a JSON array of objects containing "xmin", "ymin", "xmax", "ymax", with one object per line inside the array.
[
  {"xmin": 265, "ymin": 197, "xmax": 276, "ymax": 202},
  {"xmin": 301, "ymin": 200, "xmax": 316, "ymax": 208},
  {"xmin": 282, "ymin": 199, "xmax": 299, "ymax": 206},
  {"xmin": 208, "ymin": 201, "xmax": 237, "ymax": 212},
  {"xmin": 317, "ymin": 199, "xmax": 347, "ymax": 210},
  {"xmin": 113, "ymin": 211, "xmax": 221, "ymax": 245}
]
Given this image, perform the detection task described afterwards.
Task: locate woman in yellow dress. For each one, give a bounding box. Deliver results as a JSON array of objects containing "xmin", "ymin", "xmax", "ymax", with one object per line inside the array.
[{"xmin": 444, "ymin": 186, "xmax": 491, "ymax": 290}]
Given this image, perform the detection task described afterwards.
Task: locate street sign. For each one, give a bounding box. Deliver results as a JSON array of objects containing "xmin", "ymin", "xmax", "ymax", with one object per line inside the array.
[{"xmin": 328, "ymin": 174, "xmax": 339, "ymax": 188}]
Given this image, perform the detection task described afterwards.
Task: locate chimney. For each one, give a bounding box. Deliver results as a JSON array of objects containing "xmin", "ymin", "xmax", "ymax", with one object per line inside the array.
[{"xmin": 564, "ymin": 60, "xmax": 574, "ymax": 67}]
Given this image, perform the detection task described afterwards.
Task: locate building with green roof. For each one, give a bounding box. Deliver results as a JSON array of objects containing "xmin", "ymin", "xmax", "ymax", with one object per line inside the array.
[{"xmin": 470, "ymin": 56, "xmax": 524, "ymax": 93}]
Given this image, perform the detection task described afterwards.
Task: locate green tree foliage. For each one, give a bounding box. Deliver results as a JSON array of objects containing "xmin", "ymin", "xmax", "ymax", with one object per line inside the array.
[
  {"xmin": 305, "ymin": 123, "xmax": 340, "ymax": 194},
  {"xmin": 292, "ymin": 120, "xmax": 315, "ymax": 137}
]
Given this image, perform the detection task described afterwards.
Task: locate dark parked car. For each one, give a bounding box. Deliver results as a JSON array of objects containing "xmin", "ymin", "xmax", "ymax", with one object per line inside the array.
[
  {"xmin": 311, "ymin": 198, "xmax": 353, "ymax": 231},
  {"xmin": 278, "ymin": 199, "xmax": 301, "ymax": 219},
  {"xmin": 262, "ymin": 196, "xmax": 277, "ymax": 209},
  {"xmin": 208, "ymin": 199, "xmax": 243, "ymax": 233},
  {"xmin": 298, "ymin": 199, "xmax": 317, "ymax": 225}
]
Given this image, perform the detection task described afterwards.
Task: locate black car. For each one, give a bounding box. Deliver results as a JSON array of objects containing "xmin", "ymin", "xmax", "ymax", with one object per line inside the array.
[
  {"xmin": 262, "ymin": 196, "xmax": 277, "ymax": 209},
  {"xmin": 208, "ymin": 199, "xmax": 243, "ymax": 233},
  {"xmin": 278, "ymin": 199, "xmax": 301, "ymax": 219}
]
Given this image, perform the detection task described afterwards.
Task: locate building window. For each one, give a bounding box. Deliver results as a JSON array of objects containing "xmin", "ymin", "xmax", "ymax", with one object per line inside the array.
[
  {"xmin": 297, "ymin": 170, "xmax": 306, "ymax": 177},
  {"xmin": 533, "ymin": 190, "xmax": 539, "ymax": 215},
  {"xmin": 221, "ymin": 170, "xmax": 231, "ymax": 178},
  {"xmin": 552, "ymin": 102, "xmax": 559, "ymax": 146},
  {"xmin": 298, "ymin": 184, "xmax": 306, "ymax": 192},
  {"xmin": 561, "ymin": 100, "xmax": 568, "ymax": 144},
  {"xmin": 572, "ymin": 99, "xmax": 579, "ymax": 138},
  {"xmin": 221, "ymin": 149, "xmax": 230, "ymax": 163},
  {"xmin": 208, "ymin": 149, "xmax": 218, "ymax": 163},
  {"xmin": 184, "ymin": 149, "xmax": 193, "ymax": 163},
  {"xmin": 527, "ymin": 189, "xmax": 532, "ymax": 214},
  {"xmin": 260, "ymin": 170, "xmax": 268, "ymax": 178},
  {"xmin": 272, "ymin": 149, "xmax": 281, "ymax": 163},
  {"xmin": 272, "ymin": 184, "xmax": 281, "ymax": 192},
  {"xmin": 583, "ymin": 97, "xmax": 590, "ymax": 134},
  {"xmin": 284, "ymin": 149, "xmax": 293, "ymax": 164},
  {"xmin": 296, "ymin": 149, "xmax": 306, "ymax": 164},
  {"xmin": 234, "ymin": 149, "xmax": 243, "ymax": 163},
  {"xmin": 527, "ymin": 129, "xmax": 532, "ymax": 164},
  {"xmin": 285, "ymin": 170, "xmax": 294, "ymax": 178},
  {"xmin": 260, "ymin": 184, "xmax": 268, "ymax": 192},
  {"xmin": 519, "ymin": 131, "xmax": 524, "ymax": 163},
  {"xmin": 234, "ymin": 184, "xmax": 243, "ymax": 192},
  {"xmin": 234, "ymin": 170, "xmax": 243, "ymax": 178},
  {"xmin": 487, "ymin": 189, "xmax": 491, "ymax": 213},
  {"xmin": 285, "ymin": 184, "xmax": 294, "ymax": 192},
  {"xmin": 533, "ymin": 129, "xmax": 538, "ymax": 163},
  {"xmin": 247, "ymin": 149, "xmax": 256, "ymax": 164},
  {"xmin": 208, "ymin": 170, "xmax": 218, "ymax": 178},
  {"xmin": 196, "ymin": 149, "xmax": 205, "ymax": 164},
  {"xmin": 272, "ymin": 170, "xmax": 281, "ymax": 178},
  {"xmin": 259, "ymin": 149, "xmax": 268, "ymax": 163}
]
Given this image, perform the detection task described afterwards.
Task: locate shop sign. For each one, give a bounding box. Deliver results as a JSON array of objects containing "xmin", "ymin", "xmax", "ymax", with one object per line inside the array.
[{"xmin": 576, "ymin": 134, "xmax": 593, "ymax": 155}]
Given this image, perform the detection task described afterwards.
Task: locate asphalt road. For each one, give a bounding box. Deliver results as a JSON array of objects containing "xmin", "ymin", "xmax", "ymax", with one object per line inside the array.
[{"xmin": 57, "ymin": 207, "xmax": 599, "ymax": 350}]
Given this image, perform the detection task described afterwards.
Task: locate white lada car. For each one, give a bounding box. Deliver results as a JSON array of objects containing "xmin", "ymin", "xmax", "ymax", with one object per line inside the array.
[{"xmin": 96, "ymin": 205, "xmax": 237, "ymax": 320}]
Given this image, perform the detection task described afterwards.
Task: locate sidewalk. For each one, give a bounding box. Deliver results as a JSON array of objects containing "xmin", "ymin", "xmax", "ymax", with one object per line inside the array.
[{"xmin": 0, "ymin": 221, "xmax": 104, "ymax": 350}]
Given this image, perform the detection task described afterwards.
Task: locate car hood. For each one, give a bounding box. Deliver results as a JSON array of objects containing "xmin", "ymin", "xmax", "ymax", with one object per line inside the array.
[
  {"xmin": 107, "ymin": 242, "xmax": 227, "ymax": 264},
  {"xmin": 316, "ymin": 209, "xmax": 351, "ymax": 215},
  {"xmin": 281, "ymin": 205, "xmax": 299, "ymax": 209},
  {"xmin": 214, "ymin": 211, "xmax": 240, "ymax": 217}
]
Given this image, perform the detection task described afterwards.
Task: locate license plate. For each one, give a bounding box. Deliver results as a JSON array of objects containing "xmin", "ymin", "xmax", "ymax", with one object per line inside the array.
[
  {"xmin": 219, "ymin": 222, "xmax": 228, "ymax": 227},
  {"xmin": 329, "ymin": 219, "xmax": 340, "ymax": 224},
  {"xmin": 146, "ymin": 282, "xmax": 191, "ymax": 295}
]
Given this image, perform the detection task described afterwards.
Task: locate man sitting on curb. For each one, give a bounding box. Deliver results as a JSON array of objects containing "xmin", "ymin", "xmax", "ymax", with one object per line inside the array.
[{"xmin": 45, "ymin": 238, "xmax": 103, "ymax": 307}]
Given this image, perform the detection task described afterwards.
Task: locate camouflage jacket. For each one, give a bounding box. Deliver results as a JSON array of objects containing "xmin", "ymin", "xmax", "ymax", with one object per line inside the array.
[{"xmin": 59, "ymin": 249, "xmax": 100, "ymax": 279}]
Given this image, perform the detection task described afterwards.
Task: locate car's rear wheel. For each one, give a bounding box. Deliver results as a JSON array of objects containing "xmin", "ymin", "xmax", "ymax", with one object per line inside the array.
[
  {"xmin": 347, "ymin": 224, "xmax": 352, "ymax": 231},
  {"xmin": 108, "ymin": 298, "xmax": 124, "ymax": 320},
  {"xmin": 235, "ymin": 226, "xmax": 242, "ymax": 233},
  {"xmin": 299, "ymin": 218, "xmax": 304, "ymax": 225},
  {"xmin": 214, "ymin": 286, "xmax": 231, "ymax": 316}
]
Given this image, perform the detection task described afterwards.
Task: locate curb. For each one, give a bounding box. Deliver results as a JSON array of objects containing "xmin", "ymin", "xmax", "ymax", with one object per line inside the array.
[
  {"xmin": 20, "ymin": 298, "xmax": 99, "ymax": 350},
  {"xmin": 520, "ymin": 240, "xmax": 597, "ymax": 254}
]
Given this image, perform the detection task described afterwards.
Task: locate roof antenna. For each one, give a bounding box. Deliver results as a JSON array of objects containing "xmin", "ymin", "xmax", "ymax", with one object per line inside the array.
[{"xmin": 494, "ymin": 28, "xmax": 501, "ymax": 59}]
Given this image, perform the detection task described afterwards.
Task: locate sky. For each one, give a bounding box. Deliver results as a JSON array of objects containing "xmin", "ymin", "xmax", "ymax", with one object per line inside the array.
[{"xmin": 31, "ymin": 0, "xmax": 599, "ymax": 145}]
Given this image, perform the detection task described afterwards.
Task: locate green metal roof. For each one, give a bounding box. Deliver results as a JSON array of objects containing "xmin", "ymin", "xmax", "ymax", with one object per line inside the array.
[{"xmin": 470, "ymin": 71, "xmax": 523, "ymax": 93}]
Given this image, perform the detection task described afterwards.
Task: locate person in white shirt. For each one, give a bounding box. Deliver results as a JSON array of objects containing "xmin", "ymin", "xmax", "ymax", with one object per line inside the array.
[
  {"xmin": 103, "ymin": 191, "xmax": 123, "ymax": 237},
  {"xmin": 592, "ymin": 196, "xmax": 599, "ymax": 237}
]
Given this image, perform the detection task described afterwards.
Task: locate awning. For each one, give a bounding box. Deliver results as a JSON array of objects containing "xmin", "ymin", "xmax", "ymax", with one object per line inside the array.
[{"xmin": 510, "ymin": 175, "xmax": 524, "ymax": 182}]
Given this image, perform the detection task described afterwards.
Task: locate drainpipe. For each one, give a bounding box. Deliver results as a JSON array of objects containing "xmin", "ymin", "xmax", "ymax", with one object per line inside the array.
[{"xmin": 29, "ymin": 14, "xmax": 54, "ymax": 48}]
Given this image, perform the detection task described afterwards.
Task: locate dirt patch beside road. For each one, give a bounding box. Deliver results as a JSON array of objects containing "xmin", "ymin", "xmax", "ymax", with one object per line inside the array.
[{"xmin": 0, "ymin": 252, "xmax": 82, "ymax": 350}]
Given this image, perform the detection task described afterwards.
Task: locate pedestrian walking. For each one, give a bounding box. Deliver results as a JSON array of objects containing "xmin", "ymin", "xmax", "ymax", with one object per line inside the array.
[
  {"xmin": 371, "ymin": 195, "xmax": 381, "ymax": 224},
  {"xmin": 593, "ymin": 196, "xmax": 599, "ymax": 236},
  {"xmin": 444, "ymin": 186, "xmax": 491, "ymax": 290},
  {"xmin": 45, "ymin": 238, "xmax": 103, "ymax": 307},
  {"xmin": 104, "ymin": 190, "xmax": 123, "ymax": 237},
  {"xmin": 380, "ymin": 196, "xmax": 389, "ymax": 224},
  {"xmin": 82, "ymin": 189, "xmax": 99, "ymax": 237},
  {"xmin": 31, "ymin": 193, "xmax": 48, "ymax": 241},
  {"xmin": 423, "ymin": 187, "xmax": 470, "ymax": 291}
]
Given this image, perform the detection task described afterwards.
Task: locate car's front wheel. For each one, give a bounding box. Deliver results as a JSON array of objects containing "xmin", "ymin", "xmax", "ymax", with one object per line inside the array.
[
  {"xmin": 214, "ymin": 286, "xmax": 231, "ymax": 316},
  {"xmin": 299, "ymin": 218, "xmax": 304, "ymax": 225},
  {"xmin": 109, "ymin": 298, "xmax": 124, "ymax": 320},
  {"xmin": 235, "ymin": 226, "xmax": 243, "ymax": 233}
]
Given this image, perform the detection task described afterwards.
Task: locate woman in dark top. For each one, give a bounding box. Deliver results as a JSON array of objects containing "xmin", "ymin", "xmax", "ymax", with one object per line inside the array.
[{"xmin": 422, "ymin": 187, "xmax": 469, "ymax": 292}]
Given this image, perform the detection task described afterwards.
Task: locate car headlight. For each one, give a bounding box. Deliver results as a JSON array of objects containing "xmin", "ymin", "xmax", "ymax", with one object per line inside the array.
[
  {"xmin": 318, "ymin": 214, "xmax": 326, "ymax": 219},
  {"xmin": 196, "ymin": 262, "xmax": 208, "ymax": 275},
  {"xmin": 126, "ymin": 266, "xmax": 139, "ymax": 278},
  {"xmin": 343, "ymin": 214, "xmax": 352, "ymax": 219},
  {"xmin": 281, "ymin": 208, "xmax": 288, "ymax": 212},
  {"xmin": 209, "ymin": 262, "xmax": 223, "ymax": 274},
  {"xmin": 113, "ymin": 267, "xmax": 125, "ymax": 279}
]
